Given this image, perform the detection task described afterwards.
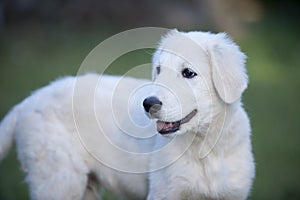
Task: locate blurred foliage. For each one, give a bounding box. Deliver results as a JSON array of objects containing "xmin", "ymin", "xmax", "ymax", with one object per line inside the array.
[
  {"xmin": 241, "ymin": 23, "xmax": 300, "ymax": 200},
  {"xmin": 0, "ymin": 0, "xmax": 300, "ymax": 199}
]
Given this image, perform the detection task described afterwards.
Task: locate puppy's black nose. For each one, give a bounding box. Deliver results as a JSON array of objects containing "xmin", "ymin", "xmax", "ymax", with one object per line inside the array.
[{"xmin": 143, "ymin": 96, "xmax": 162, "ymax": 113}]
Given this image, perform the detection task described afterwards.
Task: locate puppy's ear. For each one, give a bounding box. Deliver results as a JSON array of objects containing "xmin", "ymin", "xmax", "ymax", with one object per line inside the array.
[{"xmin": 209, "ymin": 33, "xmax": 248, "ymax": 104}]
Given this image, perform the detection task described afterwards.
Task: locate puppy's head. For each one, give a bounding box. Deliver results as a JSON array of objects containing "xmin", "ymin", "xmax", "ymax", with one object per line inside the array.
[{"xmin": 143, "ymin": 30, "xmax": 248, "ymax": 136}]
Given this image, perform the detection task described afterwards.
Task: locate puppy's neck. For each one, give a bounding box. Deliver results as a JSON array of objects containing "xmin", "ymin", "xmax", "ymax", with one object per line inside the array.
[{"xmin": 196, "ymin": 100, "xmax": 242, "ymax": 159}]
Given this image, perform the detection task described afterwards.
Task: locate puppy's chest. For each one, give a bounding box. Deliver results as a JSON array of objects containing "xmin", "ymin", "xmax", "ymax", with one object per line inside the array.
[{"xmin": 173, "ymin": 156, "xmax": 230, "ymax": 198}]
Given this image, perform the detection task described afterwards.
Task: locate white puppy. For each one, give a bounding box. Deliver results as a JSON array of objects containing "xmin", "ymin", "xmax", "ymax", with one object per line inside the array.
[{"xmin": 0, "ymin": 30, "xmax": 255, "ymax": 200}]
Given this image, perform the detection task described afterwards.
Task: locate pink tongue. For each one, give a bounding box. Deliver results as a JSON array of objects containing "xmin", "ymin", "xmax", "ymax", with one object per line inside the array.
[{"xmin": 157, "ymin": 121, "xmax": 173, "ymax": 131}]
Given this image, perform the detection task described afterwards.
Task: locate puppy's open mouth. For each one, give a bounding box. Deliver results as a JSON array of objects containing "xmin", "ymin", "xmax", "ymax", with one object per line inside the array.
[{"xmin": 156, "ymin": 109, "xmax": 197, "ymax": 135}]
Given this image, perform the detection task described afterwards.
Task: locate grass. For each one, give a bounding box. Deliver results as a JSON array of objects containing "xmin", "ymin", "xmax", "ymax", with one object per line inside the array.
[{"xmin": 0, "ymin": 22, "xmax": 300, "ymax": 199}]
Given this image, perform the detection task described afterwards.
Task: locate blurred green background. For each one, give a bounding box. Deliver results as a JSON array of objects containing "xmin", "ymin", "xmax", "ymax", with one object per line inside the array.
[{"xmin": 0, "ymin": 0, "xmax": 300, "ymax": 199}]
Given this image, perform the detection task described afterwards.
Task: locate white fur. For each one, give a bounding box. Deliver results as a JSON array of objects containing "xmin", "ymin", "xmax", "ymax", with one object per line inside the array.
[{"xmin": 0, "ymin": 30, "xmax": 255, "ymax": 200}]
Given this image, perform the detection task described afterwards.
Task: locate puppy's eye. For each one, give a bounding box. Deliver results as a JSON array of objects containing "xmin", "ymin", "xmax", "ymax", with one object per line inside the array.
[
  {"xmin": 182, "ymin": 68, "xmax": 197, "ymax": 79},
  {"xmin": 156, "ymin": 66, "xmax": 161, "ymax": 75}
]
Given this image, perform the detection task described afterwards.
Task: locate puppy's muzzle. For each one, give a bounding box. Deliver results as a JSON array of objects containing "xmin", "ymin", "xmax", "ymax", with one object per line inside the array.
[{"xmin": 143, "ymin": 96, "xmax": 162, "ymax": 115}]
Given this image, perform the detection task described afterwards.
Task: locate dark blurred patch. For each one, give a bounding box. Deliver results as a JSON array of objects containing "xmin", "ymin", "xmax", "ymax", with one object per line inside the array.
[{"xmin": 0, "ymin": 0, "xmax": 267, "ymax": 36}]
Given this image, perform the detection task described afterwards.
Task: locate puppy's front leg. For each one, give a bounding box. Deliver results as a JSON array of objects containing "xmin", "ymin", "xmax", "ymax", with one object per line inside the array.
[
  {"xmin": 147, "ymin": 180, "xmax": 186, "ymax": 200},
  {"xmin": 147, "ymin": 190, "xmax": 184, "ymax": 200}
]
